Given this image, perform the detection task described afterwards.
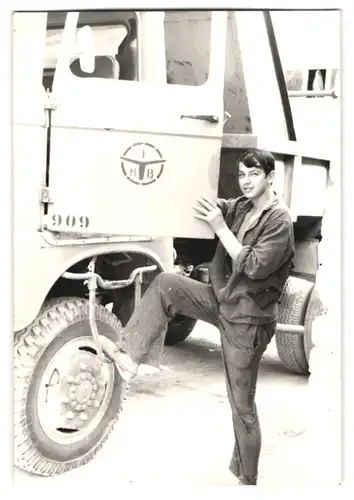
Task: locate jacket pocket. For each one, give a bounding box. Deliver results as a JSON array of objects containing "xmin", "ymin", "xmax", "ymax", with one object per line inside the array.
[{"xmin": 253, "ymin": 286, "xmax": 279, "ymax": 309}]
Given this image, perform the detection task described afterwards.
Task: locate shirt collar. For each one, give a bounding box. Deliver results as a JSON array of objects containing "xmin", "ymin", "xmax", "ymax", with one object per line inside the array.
[{"xmin": 238, "ymin": 191, "xmax": 280, "ymax": 213}]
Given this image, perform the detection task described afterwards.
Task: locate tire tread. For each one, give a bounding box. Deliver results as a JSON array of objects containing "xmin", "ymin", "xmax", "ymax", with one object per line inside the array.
[{"xmin": 275, "ymin": 277, "xmax": 314, "ymax": 374}]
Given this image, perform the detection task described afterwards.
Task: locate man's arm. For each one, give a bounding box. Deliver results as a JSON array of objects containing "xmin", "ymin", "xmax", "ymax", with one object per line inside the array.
[
  {"xmin": 193, "ymin": 197, "xmax": 293, "ymax": 280},
  {"xmin": 193, "ymin": 196, "xmax": 243, "ymax": 259},
  {"xmin": 231, "ymin": 219, "xmax": 294, "ymax": 279},
  {"xmin": 214, "ymin": 225, "xmax": 244, "ymax": 260}
]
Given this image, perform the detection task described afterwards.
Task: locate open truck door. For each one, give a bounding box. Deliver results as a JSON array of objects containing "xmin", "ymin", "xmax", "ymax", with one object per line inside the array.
[{"xmin": 43, "ymin": 11, "xmax": 227, "ymax": 239}]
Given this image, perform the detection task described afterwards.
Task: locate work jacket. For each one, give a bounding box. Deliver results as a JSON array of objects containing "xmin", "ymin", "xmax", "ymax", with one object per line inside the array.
[{"xmin": 210, "ymin": 194, "xmax": 295, "ymax": 325}]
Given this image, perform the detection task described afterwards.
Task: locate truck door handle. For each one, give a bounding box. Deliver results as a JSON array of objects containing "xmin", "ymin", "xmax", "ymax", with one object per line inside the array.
[{"xmin": 180, "ymin": 114, "xmax": 219, "ymax": 124}]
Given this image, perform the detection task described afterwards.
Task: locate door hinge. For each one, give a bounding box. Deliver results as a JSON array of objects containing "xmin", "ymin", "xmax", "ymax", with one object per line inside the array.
[
  {"xmin": 44, "ymin": 92, "xmax": 57, "ymax": 111},
  {"xmin": 41, "ymin": 187, "xmax": 53, "ymax": 204}
]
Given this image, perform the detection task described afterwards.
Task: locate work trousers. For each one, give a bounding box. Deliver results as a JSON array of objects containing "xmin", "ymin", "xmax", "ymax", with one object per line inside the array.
[{"xmin": 119, "ymin": 272, "xmax": 276, "ymax": 485}]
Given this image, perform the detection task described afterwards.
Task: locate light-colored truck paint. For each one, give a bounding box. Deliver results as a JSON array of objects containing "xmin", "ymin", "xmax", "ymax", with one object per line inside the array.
[{"xmin": 13, "ymin": 11, "xmax": 228, "ymax": 331}]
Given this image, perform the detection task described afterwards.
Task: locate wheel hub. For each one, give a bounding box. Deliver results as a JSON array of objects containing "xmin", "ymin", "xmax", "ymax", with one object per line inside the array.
[
  {"xmin": 62, "ymin": 359, "xmax": 108, "ymax": 428},
  {"xmin": 37, "ymin": 336, "xmax": 115, "ymax": 444}
]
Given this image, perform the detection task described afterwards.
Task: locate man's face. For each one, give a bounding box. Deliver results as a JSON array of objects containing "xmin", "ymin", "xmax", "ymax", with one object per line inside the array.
[{"xmin": 238, "ymin": 162, "xmax": 273, "ymax": 200}]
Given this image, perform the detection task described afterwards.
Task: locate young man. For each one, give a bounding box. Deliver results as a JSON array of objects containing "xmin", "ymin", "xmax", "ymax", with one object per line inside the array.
[{"xmin": 100, "ymin": 148, "xmax": 295, "ymax": 486}]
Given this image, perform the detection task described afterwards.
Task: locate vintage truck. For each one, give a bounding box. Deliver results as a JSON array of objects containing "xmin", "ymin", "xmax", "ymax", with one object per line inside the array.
[{"xmin": 13, "ymin": 9, "xmax": 339, "ymax": 476}]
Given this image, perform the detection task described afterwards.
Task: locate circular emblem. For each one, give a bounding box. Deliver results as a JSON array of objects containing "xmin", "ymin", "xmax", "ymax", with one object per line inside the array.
[{"xmin": 120, "ymin": 142, "xmax": 166, "ymax": 186}]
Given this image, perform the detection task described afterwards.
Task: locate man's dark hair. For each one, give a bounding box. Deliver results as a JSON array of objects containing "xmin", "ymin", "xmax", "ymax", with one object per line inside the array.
[{"xmin": 238, "ymin": 149, "xmax": 275, "ymax": 176}]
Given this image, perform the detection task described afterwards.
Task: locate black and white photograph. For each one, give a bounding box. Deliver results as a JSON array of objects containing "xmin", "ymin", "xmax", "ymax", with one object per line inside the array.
[{"xmin": 8, "ymin": 2, "xmax": 346, "ymax": 493}]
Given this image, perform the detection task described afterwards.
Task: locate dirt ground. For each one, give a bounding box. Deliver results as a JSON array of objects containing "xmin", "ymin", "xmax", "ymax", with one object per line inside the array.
[{"xmin": 14, "ymin": 320, "xmax": 311, "ymax": 488}]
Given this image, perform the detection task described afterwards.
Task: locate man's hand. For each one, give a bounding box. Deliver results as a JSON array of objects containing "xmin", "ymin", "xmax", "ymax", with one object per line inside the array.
[{"xmin": 193, "ymin": 196, "xmax": 226, "ymax": 235}]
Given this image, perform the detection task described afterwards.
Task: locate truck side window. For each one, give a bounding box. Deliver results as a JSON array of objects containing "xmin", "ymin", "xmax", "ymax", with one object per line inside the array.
[
  {"xmin": 164, "ymin": 11, "xmax": 211, "ymax": 86},
  {"xmin": 71, "ymin": 12, "xmax": 138, "ymax": 81},
  {"xmin": 42, "ymin": 11, "xmax": 138, "ymax": 90}
]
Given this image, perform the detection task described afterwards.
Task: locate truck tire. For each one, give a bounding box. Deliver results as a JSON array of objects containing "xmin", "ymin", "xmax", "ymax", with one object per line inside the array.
[
  {"xmin": 303, "ymin": 286, "xmax": 327, "ymax": 363},
  {"xmin": 275, "ymin": 277, "xmax": 314, "ymax": 374},
  {"xmin": 165, "ymin": 315, "xmax": 197, "ymax": 346},
  {"xmin": 14, "ymin": 297, "xmax": 128, "ymax": 477}
]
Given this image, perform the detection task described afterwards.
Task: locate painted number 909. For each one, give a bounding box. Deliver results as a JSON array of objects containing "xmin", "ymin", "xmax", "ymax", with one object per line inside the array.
[{"xmin": 51, "ymin": 214, "xmax": 90, "ymax": 229}]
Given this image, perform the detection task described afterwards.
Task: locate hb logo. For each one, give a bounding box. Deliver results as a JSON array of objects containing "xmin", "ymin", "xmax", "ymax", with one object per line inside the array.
[{"xmin": 120, "ymin": 142, "xmax": 166, "ymax": 186}]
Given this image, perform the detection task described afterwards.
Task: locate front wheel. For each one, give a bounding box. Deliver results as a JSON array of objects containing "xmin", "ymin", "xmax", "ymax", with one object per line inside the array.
[{"xmin": 14, "ymin": 297, "xmax": 127, "ymax": 477}]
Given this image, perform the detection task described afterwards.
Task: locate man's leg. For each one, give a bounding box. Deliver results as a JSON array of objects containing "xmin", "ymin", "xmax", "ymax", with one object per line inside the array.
[
  {"xmin": 218, "ymin": 320, "xmax": 276, "ymax": 486},
  {"xmin": 101, "ymin": 272, "xmax": 219, "ymax": 376}
]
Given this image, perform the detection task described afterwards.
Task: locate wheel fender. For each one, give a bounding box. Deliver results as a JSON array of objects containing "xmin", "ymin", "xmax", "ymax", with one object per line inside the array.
[{"xmin": 14, "ymin": 245, "xmax": 167, "ymax": 332}]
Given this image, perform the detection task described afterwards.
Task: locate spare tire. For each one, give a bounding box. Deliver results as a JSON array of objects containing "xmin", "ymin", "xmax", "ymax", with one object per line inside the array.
[{"xmin": 275, "ymin": 277, "xmax": 314, "ymax": 374}]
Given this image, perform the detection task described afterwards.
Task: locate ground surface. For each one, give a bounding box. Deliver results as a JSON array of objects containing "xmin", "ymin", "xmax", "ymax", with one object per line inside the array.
[{"xmin": 14, "ymin": 321, "xmax": 311, "ymax": 488}]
